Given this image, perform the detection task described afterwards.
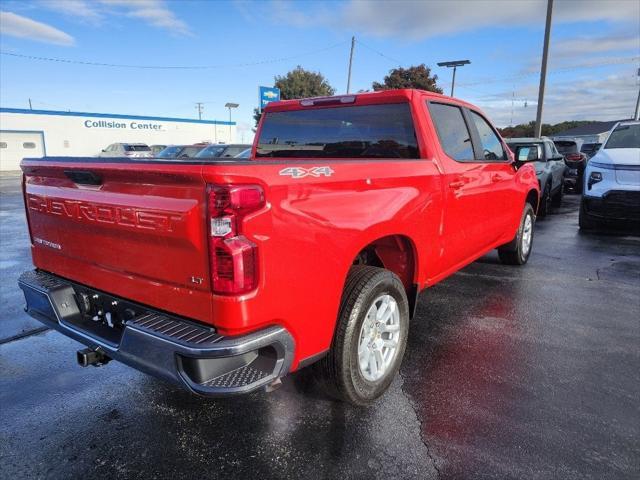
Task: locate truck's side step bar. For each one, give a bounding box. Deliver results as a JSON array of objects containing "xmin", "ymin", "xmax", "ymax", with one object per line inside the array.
[{"xmin": 18, "ymin": 270, "xmax": 295, "ymax": 396}]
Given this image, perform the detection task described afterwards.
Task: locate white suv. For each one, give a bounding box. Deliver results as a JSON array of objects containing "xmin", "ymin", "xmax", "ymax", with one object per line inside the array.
[{"xmin": 580, "ymin": 121, "xmax": 640, "ymax": 231}]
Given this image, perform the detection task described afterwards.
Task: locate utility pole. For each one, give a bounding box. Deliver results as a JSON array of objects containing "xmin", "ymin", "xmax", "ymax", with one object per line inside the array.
[
  {"xmin": 437, "ymin": 60, "xmax": 471, "ymax": 97},
  {"xmin": 511, "ymin": 88, "xmax": 515, "ymax": 126},
  {"xmin": 28, "ymin": 98, "xmax": 33, "ymax": 110},
  {"xmin": 195, "ymin": 102, "xmax": 204, "ymax": 120},
  {"xmin": 535, "ymin": 0, "xmax": 554, "ymax": 138},
  {"xmin": 225, "ymin": 102, "xmax": 239, "ymax": 143},
  {"xmin": 634, "ymin": 68, "xmax": 640, "ymax": 121},
  {"xmin": 346, "ymin": 36, "xmax": 355, "ymax": 94}
]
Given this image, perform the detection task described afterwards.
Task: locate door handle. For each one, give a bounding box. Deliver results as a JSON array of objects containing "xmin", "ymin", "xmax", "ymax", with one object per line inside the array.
[{"xmin": 449, "ymin": 180, "xmax": 465, "ymax": 189}]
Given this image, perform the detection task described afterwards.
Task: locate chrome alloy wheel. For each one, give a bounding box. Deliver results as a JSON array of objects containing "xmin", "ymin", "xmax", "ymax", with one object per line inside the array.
[
  {"xmin": 522, "ymin": 213, "xmax": 533, "ymax": 256},
  {"xmin": 357, "ymin": 294, "xmax": 401, "ymax": 382}
]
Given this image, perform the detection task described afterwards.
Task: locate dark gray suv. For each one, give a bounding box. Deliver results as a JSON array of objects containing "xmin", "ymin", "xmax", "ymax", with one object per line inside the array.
[{"xmin": 507, "ymin": 137, "xmax": 566, "ymax": 217}]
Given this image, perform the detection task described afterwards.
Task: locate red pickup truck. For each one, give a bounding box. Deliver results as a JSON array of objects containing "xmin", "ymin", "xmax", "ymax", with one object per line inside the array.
[{"xmin": 18, "ymin": 89, "xmax": 539, "ymax": 405}]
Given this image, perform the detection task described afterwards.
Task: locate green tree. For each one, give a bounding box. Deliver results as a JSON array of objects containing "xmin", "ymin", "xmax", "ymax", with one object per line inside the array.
[
  {"xmin": 498, "ymin": 120, "xmax": 597, "ymax": 138},
  {"xmin": 372, "ymin": 64, "xmax": 442, "ymax": 93},
  {"xmin": 253, "ymin": 66, "xmax": 336, "ymax": 128}
]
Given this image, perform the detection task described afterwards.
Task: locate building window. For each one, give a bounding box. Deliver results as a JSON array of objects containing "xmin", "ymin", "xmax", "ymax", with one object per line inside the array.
[
  {"xmin": 23, "ymin": 142, "xmax": 36, "ymax": 149},
  {"xmin": 0, "ymin": 142, "xmax": 7, "ymax": 149},
  {"xmin": 64, "ymin": 140, "xmax": 70, "ymax": 148}
]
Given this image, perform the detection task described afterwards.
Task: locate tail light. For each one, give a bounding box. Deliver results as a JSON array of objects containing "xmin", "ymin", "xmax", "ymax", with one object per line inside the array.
[
  {"xmin": 207, "ymin": 184, "xmax": 265, "ymax": 294},
  {"xmin": 565, "ymin": 153, "xmax": 583, "ymax": 162}
]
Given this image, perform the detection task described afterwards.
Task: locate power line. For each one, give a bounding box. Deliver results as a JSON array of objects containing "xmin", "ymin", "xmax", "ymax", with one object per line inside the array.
[
  {"xmin": 0, "ymin": 41, "xmax": 349, "ymax": 70},
  {"xmin": 355, "ymin": 39, "xmax": 403, "ymax": 66}
]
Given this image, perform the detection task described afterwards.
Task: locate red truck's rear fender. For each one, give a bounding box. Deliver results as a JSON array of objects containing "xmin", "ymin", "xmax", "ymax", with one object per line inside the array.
[{"xmin": 202, "ymin": 159, "xmax": 442, "ymax": 367}]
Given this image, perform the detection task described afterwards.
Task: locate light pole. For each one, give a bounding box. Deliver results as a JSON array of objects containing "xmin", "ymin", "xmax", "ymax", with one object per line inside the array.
[
  {"xmin": 535, "ymin": 0, "xmax": 554, "ymax": 138},
  {"xmin": 437, "ymin": 60, "xmax": 470, "ymax": 97},
  {"xmin": 225, "ymin": 102, "xmax": 239, "ymax": 143}
]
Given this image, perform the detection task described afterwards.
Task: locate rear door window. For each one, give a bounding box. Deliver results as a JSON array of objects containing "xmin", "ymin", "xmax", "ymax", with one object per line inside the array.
[
  {"xmin": 256, "ymin": 103, "xmax": 419, "ymax": 158},
  {"xmin": 469, "ymin": 111, "xmax": 506, "ymax": 161},
  {"xmin": 428, "ymin": 102, "xmax": 474, "ymax": 161}
]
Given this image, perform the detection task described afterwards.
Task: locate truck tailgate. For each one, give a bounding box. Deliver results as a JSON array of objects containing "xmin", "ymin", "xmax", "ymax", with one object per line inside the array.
[{"xmin": 22, "ymin": 159, "xmax": 212, "ymax": 322}]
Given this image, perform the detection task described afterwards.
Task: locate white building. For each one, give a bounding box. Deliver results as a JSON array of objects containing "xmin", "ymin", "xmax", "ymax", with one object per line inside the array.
[{"xmin": 0, "ymin": 107, "xmax": 236, "ymax": 171}]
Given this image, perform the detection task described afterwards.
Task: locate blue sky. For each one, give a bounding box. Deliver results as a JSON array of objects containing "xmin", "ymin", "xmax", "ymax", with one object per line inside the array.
[{"xmin": 1, "ymin": 0, "xmax": 639, "ymax": 142}]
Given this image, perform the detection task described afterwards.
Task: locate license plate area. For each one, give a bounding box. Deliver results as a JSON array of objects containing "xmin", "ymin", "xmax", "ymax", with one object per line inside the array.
[{"xmin": 59, "ymin": 284, "xmax": 147, "ymax": 347}]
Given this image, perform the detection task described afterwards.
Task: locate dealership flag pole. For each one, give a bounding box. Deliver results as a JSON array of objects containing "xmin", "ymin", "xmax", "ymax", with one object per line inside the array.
[{"xmin": 535, "ymin": 0, "xmax": 554, "ymax": 138}]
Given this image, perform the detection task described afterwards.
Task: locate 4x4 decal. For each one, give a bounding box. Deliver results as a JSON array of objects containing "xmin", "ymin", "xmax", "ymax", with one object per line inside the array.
[{"xmin": 279, "ymin": 166, "xmax": 334, "ymax": 178}]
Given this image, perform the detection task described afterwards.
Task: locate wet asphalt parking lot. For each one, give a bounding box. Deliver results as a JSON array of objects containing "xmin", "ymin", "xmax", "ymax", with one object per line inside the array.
[{"xmin": 1, "ymin": 171, "xmax": 638, "ymax": 479}]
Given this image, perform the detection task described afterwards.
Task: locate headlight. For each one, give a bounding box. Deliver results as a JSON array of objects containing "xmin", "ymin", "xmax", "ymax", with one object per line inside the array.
[{"xmin": 588, "ymin": 171, "xmax": 603, "ymax": 189}]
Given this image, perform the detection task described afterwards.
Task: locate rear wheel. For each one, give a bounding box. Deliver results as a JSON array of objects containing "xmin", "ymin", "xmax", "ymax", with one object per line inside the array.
[
  {"xmin": 498, "ymin": 203, "xmax": 535, "ymax": 265},
  {"xmin": 317, "ymin": 266, "xmax": 409, "ymax": 406}
]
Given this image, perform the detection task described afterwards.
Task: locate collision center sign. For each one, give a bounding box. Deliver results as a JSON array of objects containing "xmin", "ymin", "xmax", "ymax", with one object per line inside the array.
[
  {"xmin": 83, "ymin": 119, "xmax": 163, "ymax": 130},
  {"xmin": 259, "ymin": 86, "xmax": 281, "ymax": 111}
]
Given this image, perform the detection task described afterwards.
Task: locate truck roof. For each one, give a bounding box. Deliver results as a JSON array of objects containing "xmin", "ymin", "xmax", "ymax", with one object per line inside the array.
[{"xmin": 263, "ymin": 88, "xmax": 475, "ymax": 113}]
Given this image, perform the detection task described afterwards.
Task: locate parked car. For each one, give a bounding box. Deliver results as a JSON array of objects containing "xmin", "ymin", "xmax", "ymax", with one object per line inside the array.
[
  {"xmin": 18, "ymin": 89, "xmax": 539, "ymax": 406},
  {"xmin": 150, "ymin": 144, "xmax": 167, "ymax": 156},
  {"xmin": 196, "ymin": 144, "xmax": 252, "ymax": 159},
  {"xmin": 156, "ymin": 144, "xmax": 208, "ymax": 159},
  {"xmin": 579, "ymin": 121, "xmax": 640, "ymax": 231},
  {"xmin": 98, "ymin": 143, "xmax": 152, "ymax": 158},
  {"xmin": 506, "ymin": 137, "xmax": 565, "ymax": 217},
  {"xmin": 234, "ymin": 148, "xmax": 251, "ymax": 159},
  {"xmin": 553, "ymin": 138, "xmax": 588, "ymax": 193},
  {"xmin": 580, "ymin": 142, "xmax": 602, "ymax": 159}
]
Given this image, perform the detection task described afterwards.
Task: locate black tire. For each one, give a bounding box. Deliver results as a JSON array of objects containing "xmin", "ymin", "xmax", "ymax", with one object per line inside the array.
[
  {"xmin": 498, "ymin": 203, "xmax": 535, "ymax": 265},
  {"xmin": 578, "ymin": 198, "xmax": 599, "ymax": 231},
  {"xmin": 551, "ymin": 183, "xmax": 563, "ymax": 207},
  {"xmin": 317, "ymin": 266, "xmax": 409, "ymax": 406},
  {"xmin": 538, "ymin": 183, "xmax": 551, "ymax": 218}
]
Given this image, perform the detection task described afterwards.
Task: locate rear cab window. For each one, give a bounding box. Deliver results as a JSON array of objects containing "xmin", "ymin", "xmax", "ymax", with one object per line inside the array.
[{"xmin": 256, "ymin": 103, "xmax": 419, "ymax": 158}]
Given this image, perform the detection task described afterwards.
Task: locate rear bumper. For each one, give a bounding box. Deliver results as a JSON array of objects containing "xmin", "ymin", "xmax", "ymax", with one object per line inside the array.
[{"xmin": 18, "ymin": 270, "xmax": 294, "ymax": 396}]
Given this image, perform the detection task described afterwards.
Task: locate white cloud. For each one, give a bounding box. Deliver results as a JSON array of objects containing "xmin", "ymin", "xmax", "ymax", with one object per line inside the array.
[
  {"xmin": 40, "ymin": 0, "xmax": 191, "ymax": 35},
  {"xmin": 267, "ymin": 0, "xmax": 640, "ymax": 39},
  {"xmin": 553, "ymin": 35, "xmax": 639, "ymax": 59},
  {"xmin": 43, "ymin": 0, "xmax": 102, "ymax": 23},
  {"xmin": 472, "ymin": 72, "xmax": 639, "ymax": 126},
  {"xmin": 0, "ymin": 11, "xmax": 75, "ymax": 46},
  {"xmin": 103, "ymin": 0, "xmax": 191, "ymax": 35}
]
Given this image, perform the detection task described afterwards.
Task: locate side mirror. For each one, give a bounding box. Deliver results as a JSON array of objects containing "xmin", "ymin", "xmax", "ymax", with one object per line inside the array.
[{"xmin": 514, "ymin": 144, "xmax": 541, "ymax": 163}]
